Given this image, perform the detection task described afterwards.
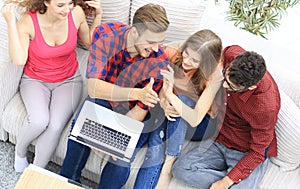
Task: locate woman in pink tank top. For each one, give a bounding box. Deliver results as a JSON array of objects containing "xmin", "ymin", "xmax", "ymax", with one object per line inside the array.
[{"xmin": 2, "ymin": 0, "xmax": 102, "ymax": 172}]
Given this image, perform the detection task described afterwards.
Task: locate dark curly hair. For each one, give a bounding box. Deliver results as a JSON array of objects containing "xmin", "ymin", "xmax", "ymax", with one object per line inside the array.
[{"xmin": 228, "ymin": 51, "xmax": 266, "ymax": 88}]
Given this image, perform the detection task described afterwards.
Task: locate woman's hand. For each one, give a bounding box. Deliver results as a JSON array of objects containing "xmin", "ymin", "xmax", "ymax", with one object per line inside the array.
[
  {"xmin": 165, "ymin": 101, "xmax": 180, "ymax": 121},
  {"xmin": 1, "ymin": 3, "xmax": 18, "ymax": 25},
  {"xmin": 85, "ymin": 0, "xmax": 102, "ymax": 15},
  {"xmin": 159, "ymin": 98, "xmax": 180, "ymax": 121},
  {"xmin": 160, "ymin": 65, "xmax": 175, "ymax": 98},
  {"xmin": 160, "ymin": 65, "xmax": 180, "ymax": 120},
  {"xmin": 208, "ymin": 62, "xmax": 223, "ymax": 85}
]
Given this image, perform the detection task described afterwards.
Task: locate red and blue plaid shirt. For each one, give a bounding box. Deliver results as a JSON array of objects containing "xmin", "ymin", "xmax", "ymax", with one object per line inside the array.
[{"xmin": 86, "ymin": 22, "xmax": 169, "ymax": 110}]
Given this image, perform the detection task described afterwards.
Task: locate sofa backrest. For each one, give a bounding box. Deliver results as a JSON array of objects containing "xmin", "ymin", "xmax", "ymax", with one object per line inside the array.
[
  {"xmin": 78, "ymin": 0, "xmax": 206, "ymax": 49},
  {"xmin": 130, "ymin": 0, "xmax": 206, "ymax": 43},
  {"xmin": 270, "ymin": 74, "xmax": 300, "ymax": 171}
]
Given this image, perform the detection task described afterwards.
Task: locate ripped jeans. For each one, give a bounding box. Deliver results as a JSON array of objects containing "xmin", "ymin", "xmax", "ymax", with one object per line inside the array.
[{"xmin": 133, "ymin": 95, "xmax": 214, "ymax": 188}]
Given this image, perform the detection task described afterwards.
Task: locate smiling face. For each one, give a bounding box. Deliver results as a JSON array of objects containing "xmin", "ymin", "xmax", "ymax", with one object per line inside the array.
[
  {"xmin": 181, "ymin": 47, "xmax": 201, "ymax": 71},
  {"xmin": 133, "ymin": 29, "xmax": 165, "ymax": 58},
  {"xmin": 44, "ymin": 0, "xmax": 74, "ymax": 19}
]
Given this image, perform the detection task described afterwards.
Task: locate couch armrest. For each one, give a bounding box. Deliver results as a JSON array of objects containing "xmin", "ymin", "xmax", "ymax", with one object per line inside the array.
[
  {"xmin": 0, "ymin": 60, "xmax": 24, "ymax": 141},
  {"xmin": 271, "ymin": 70, "xmax": 300, "ymax": 108},
  {"xmin": 0, "ymin": 7, "xmax": 24, "ymax": 140}
]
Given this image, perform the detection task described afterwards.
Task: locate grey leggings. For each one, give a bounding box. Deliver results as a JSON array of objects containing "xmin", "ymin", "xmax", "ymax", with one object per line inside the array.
[{"xmin": 16, "ymin": 71, "xmax": 83, "ymax": 168}]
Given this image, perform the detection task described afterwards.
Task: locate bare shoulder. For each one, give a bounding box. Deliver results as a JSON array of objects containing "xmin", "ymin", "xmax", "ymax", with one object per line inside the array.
[
  {"xmin": 17, "ymin": 13, "xmax": 34, "ymax": 37},
  {"xmin": 72, "ymin": 5, "xmax": 85, "ymax": 15},
  {"xmin": 18, "ymin": 13, "xmax": 32, "ymax": 26},
  {"xmin": 72, "ymin": 5, "xmax": 85, "ymax": 26}
]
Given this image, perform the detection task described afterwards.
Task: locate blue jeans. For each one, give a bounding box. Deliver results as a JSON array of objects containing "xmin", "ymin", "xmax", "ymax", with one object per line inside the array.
[
  {"xmin": 133, "ymin": 95, "xmax": 215, "ymax": 188},
  {"xmin": 60, "ymin": 96, "xmax": 166, "ymax": 189},
  {"xmin": 166, "ymin": 95, "xmax": 213, "ymax": 157},
  {"xmin": 172, "ymin": 140, "xmax": 269, "ymax": 189},
  {"xmin": 59, "ymin": 96, "xmax": 113, "ymax": 182}
]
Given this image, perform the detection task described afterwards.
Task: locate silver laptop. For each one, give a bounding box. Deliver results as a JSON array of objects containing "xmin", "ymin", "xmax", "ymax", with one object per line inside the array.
[{"xmin": 69, "ymin": 100, "xmax": 144, "ymax": 162}]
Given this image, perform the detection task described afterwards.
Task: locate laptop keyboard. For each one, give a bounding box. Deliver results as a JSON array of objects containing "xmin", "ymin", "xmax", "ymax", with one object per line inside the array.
[{"xmin": 80, "ymin": 118, "xmax": 131, "ymax": 152}]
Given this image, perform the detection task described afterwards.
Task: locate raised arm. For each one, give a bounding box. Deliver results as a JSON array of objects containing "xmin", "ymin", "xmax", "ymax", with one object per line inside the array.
[
  {"xmin": 74, "ymin": 0, "xmax": 102, "ymax": 48},
  {"xmin": 2, "ymin": 3, "xmax": 31, "ymax": 66}
]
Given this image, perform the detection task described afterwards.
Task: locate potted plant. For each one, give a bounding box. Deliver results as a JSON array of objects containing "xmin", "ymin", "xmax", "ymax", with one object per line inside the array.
[{"xmin": 215, "ymin": 0, "xmax": 299, "ymax": 38}]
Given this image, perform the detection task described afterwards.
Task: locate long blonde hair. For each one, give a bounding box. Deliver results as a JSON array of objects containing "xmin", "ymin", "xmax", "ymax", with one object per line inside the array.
[{"xmin": 171, "ymin": 29, "xmax": 222, "ymax": 95}]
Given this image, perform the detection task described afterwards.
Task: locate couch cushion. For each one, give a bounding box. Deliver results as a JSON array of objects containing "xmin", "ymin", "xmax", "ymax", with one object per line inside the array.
[
  {"xmin": 258, "ymin": 161, "xmax": 300, "ymax": 189},
  {"xmin": 273, "ymin": 74, "xmax": 300, "ymax": 109},
  {"xmin": 101, "ymin": 0, "xmax": 130, "ymax": 24},
  {"xmin": 2, "ymin": 93, "xmax": 27, "ymax": 137},
  {"xmin": 130, "ymin": 0, "xmax": 206, "ymax": 43},
  {"xmin": 270, "ymin": 89, "xmax": 300, "ymax": 171}
]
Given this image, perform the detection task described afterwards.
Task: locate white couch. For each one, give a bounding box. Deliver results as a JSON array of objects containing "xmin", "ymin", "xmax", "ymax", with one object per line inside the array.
[{"xmin": 1, "ymin": 0, "xmax": 300, "ymax": 188}]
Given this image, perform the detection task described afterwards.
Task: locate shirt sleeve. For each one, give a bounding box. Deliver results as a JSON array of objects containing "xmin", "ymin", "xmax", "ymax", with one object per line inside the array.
[
  {"xmin": 222, "ymin": 45, "xmax": 245, "ymax": 67},
  {"xmin": 135, "ymin": 51, "xmax": 169, "ymax": 110},
  {"xmin": 227, "ymin": 92, "xmax": 279, "ymax": 183},
  {"xmin": 86, "ymin": 26, "xmax": 110, "ymax": 79}
]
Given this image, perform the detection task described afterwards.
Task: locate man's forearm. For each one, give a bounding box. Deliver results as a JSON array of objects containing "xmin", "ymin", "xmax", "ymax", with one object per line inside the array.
[
  {"xmin": 87, "ymin": 78, "xmax": 140, "ymax": 101},
  {"xmin": 125, "ymin": 105, "xmax": 148, "ymax": 122}
]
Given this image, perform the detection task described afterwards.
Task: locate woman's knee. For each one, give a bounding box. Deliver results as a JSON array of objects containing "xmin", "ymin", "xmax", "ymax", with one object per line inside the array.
[
  {"xmin": 27, "ymin": 114, "xmax": 49, "ymax": 129},
  {"xmin": 144, "ymin": 145, "xmax": 165, "ymax": 164}
]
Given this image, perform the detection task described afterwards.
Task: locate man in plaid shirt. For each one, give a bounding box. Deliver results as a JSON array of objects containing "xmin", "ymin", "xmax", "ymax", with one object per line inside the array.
[{"xmin": 60, "ymin": 4, "xmax": 170, "ymax": 189}]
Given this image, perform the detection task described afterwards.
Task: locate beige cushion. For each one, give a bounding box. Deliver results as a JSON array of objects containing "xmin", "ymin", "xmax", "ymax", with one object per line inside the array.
[
  {"xmin": 130, "ymin": 0, "xmax": 206, "ymax": 43},
  {"xmin": 2, "ymin": 93, "xmax": 27, "ymax": 137},
  {"xmin": 270, "ymin": 89, "xmax": 300, "ymax": 171},
  {"xmin": 275, "ymin": 76, "xmax": 300, "ymax": 109},
  {"xmin": 101, "ymin": 0, "xmax": 130, "ymax": 24},
  {"xmin": 258, "ymin": 161, "xmax": 300, "ymax": 189}
]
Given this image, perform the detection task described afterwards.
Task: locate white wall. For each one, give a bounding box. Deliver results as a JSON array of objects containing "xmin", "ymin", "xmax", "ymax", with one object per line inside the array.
[{"xmin": 199, "ymin": 0, "xmax": 300, "ymax": 81}]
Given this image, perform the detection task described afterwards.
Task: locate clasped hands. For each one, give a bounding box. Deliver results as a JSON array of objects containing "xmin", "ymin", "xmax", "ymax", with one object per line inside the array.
[{"xmin": 160, "ymin": 65, "xmax": 180, "ymax": 121}]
